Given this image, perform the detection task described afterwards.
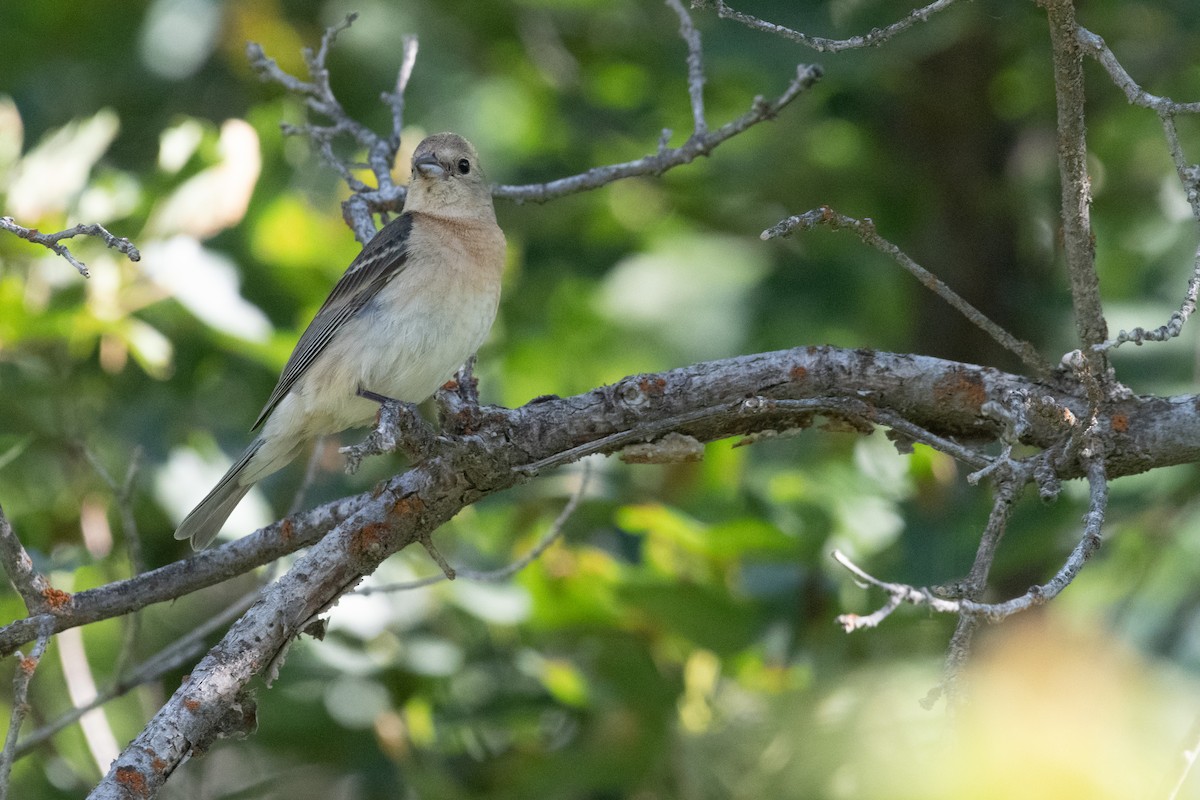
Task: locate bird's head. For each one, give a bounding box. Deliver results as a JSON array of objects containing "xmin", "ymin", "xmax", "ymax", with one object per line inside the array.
[{"xmin": 404, "ymin": 132, "xmax": 495, "ymax": 219}]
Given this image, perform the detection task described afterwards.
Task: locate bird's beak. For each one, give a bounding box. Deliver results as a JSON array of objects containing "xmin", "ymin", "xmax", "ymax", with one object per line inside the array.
[{"xmin": 414, "ymin": 153, "xmax": 446, "ymax": 179}]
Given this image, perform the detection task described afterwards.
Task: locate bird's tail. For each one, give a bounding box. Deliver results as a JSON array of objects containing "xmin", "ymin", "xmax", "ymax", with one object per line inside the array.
[
  {"xmin": 175, "ymin": 433, "xmax": 309, "ymax": 550},
  {"xmin": 174, "ymin": 439, "xmax": 264, "ymax": 550}
]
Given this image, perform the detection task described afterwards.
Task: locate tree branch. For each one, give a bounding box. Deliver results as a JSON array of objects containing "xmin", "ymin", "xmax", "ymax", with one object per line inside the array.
[
  {"xmin": 0, "ymin": 217, "xmax": 141, "ymax": 278},
  {"xmin": 0, "ymin": 506, "xmax": 58, "ymax": 616},
  {"xmin": 0, "ymin": 619, "xmax": 53, "ymax": 800},
  {"xmin": 13, "ymin": 585, "xmax": 261, "ymax": 761},
  {"xmin": 835, "ymin": 450, "xmax": 1109, "ymax": 631},
  {"xmin": 493, "ymin": 63, "xmax": 822, "ymax": 204},
  {"xmin": 249, "ymin": 6, "xmax": 821, "ymax": 221},
  {"xmin": 1075, "ymin": 26, "xmax": 1200, "ymax": 115},
  {"xmin": 762, "ymin": 205, "xmax": 1054, "ymax": 377},
  {"xmin": 666, "ymin": 0, "xmax": 708, "ymax": 136},
  {"xmin": 697, "ymin": 0, "xmax": 964, "ymax": 53},
  {"xmin": 0, "ymin": 498, "xmax": 347, "ymax": 658},
  {"xmin": 246, "ymin": 13, "xmax": 410, "ymax": 243},
  {"xmin": 1042, "ymin": 0, "xmax": 1109, "ymax": 358},
  {"xmin": 6, "ymin": 345, "xmax": 1200, "ymax": 657}
]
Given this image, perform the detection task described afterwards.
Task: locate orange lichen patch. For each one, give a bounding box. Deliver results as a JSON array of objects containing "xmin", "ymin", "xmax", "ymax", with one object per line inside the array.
[
  {"xmin": 638, "ymin": 376, "xmax": 667, "ymax": 397},
  {"xmin": 361, "ymin": 522, "xmax": 390, "ymax": 540},
  {"xmin": 183, "ymin": 698, "xmax": 201, "ymax": 712},
  {"xmin": 1110, "ymin": 413, "xmax": 1129, "ymax": 433},
  {"xmin": 42, "ymin": 587, "xmax": 72, "ymax": 609},
  {"xmin": 151, "ymin": 757, "xmax": 168, "ymax": 772},
  {"xmin": 350, "ymin": 521, "xmax": 390, "ymax": 558},
  {"xmin": 279, "ymin": 517, "xmax": 295, "ymax": 543},
  {"xmin": 391, "ymin": 494, "xmax": 426, "ymax": 518},
  {"xmin": 115, "ymin": 766, "xmax": 148, "ymax": 797},
  {"xmin": 19, "ymin": 656, "xmax": 36, "ymax": 675},
  {"xmin": 442, "ymin": 378, "xmax": 460, "ymax": 391},
  {"xmin": 789, "ymin": 364, "xmax": 808, "ymax": 381},
  {"xmin": 932, "ymin": 369, "xmax": 987, "ymax": 413}
]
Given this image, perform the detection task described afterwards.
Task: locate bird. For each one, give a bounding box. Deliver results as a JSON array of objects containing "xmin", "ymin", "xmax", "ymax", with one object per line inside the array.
[{"xmin": 175, "ymin": 132, "xmax": 506, "ymax": 549}]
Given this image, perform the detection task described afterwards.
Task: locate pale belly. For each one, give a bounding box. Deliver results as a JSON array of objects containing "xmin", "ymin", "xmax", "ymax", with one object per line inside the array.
[{"xmin": 259, "ymin": 276, "xmax": 499, "ymax": 444}]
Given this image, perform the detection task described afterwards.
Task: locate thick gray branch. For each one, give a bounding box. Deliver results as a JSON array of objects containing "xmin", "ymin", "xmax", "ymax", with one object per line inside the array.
[
  {"xmin": 8, "ymin": 345, "xmax": 1200, "ymax": 663},
  {"xmin": 73, "ymin": 341, "xmax": 1200, "ymax": 796}
]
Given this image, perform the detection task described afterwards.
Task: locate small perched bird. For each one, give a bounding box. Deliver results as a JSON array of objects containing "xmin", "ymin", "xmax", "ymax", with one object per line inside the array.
[{"xmin": 175, "ymin": 132, "xmax": 506, "ymax": 549}]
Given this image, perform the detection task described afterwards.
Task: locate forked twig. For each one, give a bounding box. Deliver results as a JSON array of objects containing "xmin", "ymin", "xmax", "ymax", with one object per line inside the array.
[
  {"xmin": 0, "ymin": 217, "xmax": 141, "ymax": 278},
  {"xmin": 0, "ymin": 619, "xmax": 53, "ymax": 799}
]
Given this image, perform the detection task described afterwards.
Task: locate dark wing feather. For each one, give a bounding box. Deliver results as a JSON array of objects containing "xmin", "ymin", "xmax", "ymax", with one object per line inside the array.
[{"xmin": 251, "ymin": 213, "xmax": 415, "ymax": 430}]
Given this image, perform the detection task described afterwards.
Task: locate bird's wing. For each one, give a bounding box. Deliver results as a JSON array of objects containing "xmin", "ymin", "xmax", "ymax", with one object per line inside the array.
[{"xmin": 251, "ymin": 212, "xmax": 415, "ymax": 431}]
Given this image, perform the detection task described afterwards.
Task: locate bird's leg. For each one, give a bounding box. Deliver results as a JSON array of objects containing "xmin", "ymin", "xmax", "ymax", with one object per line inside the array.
[
  {"xmin": 340, "ymin": 387, "xmax": 439, "ymax": 474},
  {"xmin": 453, "ymin": 354, "xmax": 481, "ymax": 406}
]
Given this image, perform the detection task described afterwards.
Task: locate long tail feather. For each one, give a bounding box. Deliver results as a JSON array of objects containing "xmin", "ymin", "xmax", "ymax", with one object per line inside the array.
[{"xmin": 174, "ymin": 440, "xmax": 263, "ymax": 550}]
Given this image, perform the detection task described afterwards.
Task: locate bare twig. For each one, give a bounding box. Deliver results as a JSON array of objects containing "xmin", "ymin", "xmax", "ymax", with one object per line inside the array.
[
  {"xmin": 959, "ymin": 479, "xmax": 1025, "ymax": 599},
  {"xmin": 381, "ymin": 36, "xmax": 420, "ymax": 160},
  {"xmin": 356, "ymin": 462, "xmax": 592, "ymax": 595},
  {"xmin": 0, "ymin": 505, "xmax": 56, "ymax": 615},
  {"xmin": 1075, "ymin": 27, "xmax": 1200, "ymax": 115},
  {"xmin": 762, "ymin": 206, "xmax": 1054, "ymax": 377},
  {"xmin": 246, "ymin": 13, "xmax": 410, "ymax": 243},
  {"xmin": 0, "ymin": 495, "xmax": 347, "ymax": 658},
  {"xmin": 1064, "ymin": 25, "xmax": 1200, "ymax": 355},
  {"xmin": 495, "ymin": 63, "xmax": 821, "ymax": 204},
  {"xmin": 0, "ymin": 619, "xmax": 53, "ymax": 800},
  {"xmin": 0, "ymin": 217, "xmax": 141, "ymax": 278},
  {"xmin": 339, "ymin": 395, "xmax": 439, "ymax": 473},
  {"xmin": 1158, "ymin": 113, "xmax": 1200, "ymax": 218},
  {"xmin": 697, "ymin": 0, "xmax": 963, "ymax": 53},
  {"xmin": 838, "ymin": 352, "xmax": 1108, "ymax": 634},
  {"xmin": 665, "ymin": 0, "xmax": 707, "ymax": 136},
  {"xmin": 82, "ymin": 447, "xmax": 146, "ymax": 681},
  {"xmin": 1095, "ymin": 243, "xmax": 1200, "ymax": 352},
  {"xmin": 783, "ymin": 399, "xmax": 996, "ymax": 470},
  {"xmin": 1043, "ymin": 0, "xmax": 1109, "ymax": 357},
  {"xmin": 922, "ymin": 479, "xmax": 1025, "ymax": 708},
  {"xmin": 834, "ymin": 456, "xmax": 1108, "ymax": 631},
  {"xmin": 247, "ymin": 6, "xmax": 819, "ymax": 227}
]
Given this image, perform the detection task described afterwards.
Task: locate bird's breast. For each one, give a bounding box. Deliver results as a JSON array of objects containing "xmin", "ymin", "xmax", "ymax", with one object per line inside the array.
[{"xmin": 265, "ymin": 216, "xmax": 504, "ymax": 440}]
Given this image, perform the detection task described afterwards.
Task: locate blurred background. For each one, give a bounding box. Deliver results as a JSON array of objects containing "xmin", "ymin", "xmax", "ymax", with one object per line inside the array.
[{"xmin": 3, "ymin": 0, "xmax": 1200, "ymax": 797}]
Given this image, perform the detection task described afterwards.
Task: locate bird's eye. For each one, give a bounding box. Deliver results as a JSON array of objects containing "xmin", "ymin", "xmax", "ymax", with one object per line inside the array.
[{"xmin": 457, "ymin": 158, "xmax": 471, "ymax": 175}]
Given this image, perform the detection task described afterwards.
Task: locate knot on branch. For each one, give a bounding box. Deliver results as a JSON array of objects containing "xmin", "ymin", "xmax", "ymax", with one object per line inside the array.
[{"xmin": 615, "ymin": 375, "xmax": 669, "ymax": 410}]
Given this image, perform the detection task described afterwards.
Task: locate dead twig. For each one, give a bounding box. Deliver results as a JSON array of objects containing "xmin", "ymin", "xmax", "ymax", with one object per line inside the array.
[{"xmin": 0, "ymin": 217, "xmax": 140, "ymax": 278}]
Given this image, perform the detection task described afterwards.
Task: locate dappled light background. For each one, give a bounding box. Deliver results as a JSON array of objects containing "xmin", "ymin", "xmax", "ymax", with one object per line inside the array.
[{"xmin": 3, "ymin": 0, "xmax": 1200, "ymax": 797}]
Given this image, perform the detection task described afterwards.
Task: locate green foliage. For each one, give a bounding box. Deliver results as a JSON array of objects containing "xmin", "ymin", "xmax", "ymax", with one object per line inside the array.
[{"xmin": 2, "ymin": 0, "xmax": 1200, "ymax": 798}]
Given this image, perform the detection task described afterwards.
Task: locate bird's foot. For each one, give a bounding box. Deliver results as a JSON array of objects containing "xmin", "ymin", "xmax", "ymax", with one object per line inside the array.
[{"xmin": 340, "ymin": 388, "xmax": 439, "ymax": 473}]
